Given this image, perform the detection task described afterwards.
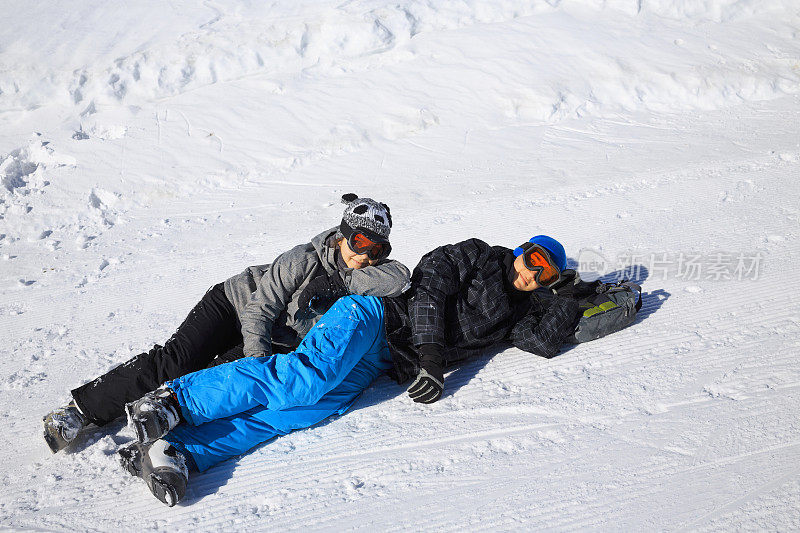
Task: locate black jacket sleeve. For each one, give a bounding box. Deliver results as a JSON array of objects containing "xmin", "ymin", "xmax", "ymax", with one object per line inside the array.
[
  {"xmin": 510, "ymin": 295, "xmax": 580, "ymax": 359},
  {"xmin": 408, "ymin": 239, "xmax": 492, "ymax": 348}
]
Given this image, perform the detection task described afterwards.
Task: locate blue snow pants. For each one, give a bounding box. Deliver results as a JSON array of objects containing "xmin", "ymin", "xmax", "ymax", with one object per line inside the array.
[{"xmin": 162, "ymin": 295, "xmax": 391, "ymax": 472}]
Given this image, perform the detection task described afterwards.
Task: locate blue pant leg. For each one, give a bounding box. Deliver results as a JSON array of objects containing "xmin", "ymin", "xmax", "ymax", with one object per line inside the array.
[
  {"xmin": 168, "ymin": 295, "xmax": 385, "ymax": 425},
  {"xmin": 165, "ymin": 347, "xmax": 390, "ymax": 472}
]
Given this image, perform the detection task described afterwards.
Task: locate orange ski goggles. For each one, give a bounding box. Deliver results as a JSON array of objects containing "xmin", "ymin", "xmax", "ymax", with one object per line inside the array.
[
  {"xmin": 341, "ymin": 222, "xmax": 391, "ymax": 261},
  {"xmin": 518, "ymin": 243, "xmax": 562, "ymax": 287}
]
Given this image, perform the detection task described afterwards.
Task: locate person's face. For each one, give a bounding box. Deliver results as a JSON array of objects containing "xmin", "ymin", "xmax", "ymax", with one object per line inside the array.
[
  {"xmin": 510, "ymin": 254, "xmax": 541, "ymax": 291},
  {"xmin": 339, "ymin": 238, "xmax": 377, "ymax": 269}
]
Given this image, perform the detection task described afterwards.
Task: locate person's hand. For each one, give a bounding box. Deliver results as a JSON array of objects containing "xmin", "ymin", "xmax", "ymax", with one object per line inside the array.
[
  {"xmin": 297, "ymin": 273, "xmax": 347, "ymax": 313},
  {"xmin": 408, "ymin": 364, "xmax": 444, "ymax": 403},
  {"xmin": 407, "ymin": 344, "xmax": 444, "ymax": 403}
]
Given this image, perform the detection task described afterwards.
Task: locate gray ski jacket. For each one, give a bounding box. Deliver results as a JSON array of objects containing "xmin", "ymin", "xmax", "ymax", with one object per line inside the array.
[{"xmin": 224, "ymin": 227, "xmax": 410, "ymax": 358}]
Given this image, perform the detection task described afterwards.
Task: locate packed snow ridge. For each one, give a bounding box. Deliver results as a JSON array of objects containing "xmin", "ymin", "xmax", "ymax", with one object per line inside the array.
[{"xmin": 1, "ymin": 0, "xmax": 798, "ymax": 119}]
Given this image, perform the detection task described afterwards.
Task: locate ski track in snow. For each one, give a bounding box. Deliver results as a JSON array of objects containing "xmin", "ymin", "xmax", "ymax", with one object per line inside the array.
[{"xmin": 2, "ymin": 0, "xmax": 800, "ymax": 530}]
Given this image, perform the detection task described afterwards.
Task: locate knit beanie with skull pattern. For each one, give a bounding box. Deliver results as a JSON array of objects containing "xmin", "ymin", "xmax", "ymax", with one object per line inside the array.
[{"xmin": 339, "ymin": 193, "xmax": 392, "ymax": 241}]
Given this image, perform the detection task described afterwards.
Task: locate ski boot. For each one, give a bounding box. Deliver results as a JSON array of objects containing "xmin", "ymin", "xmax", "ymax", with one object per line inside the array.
[
  {"xmin": 43, "ymin": 400, "xmax": 88, "ymax": 453},
  {"xmin": 125, "ymin": 386, "xmax": 181, "ymax": 444},
  {"xmin": 119, "ymin": 440, "xmax": 189, "ymax": 507}
]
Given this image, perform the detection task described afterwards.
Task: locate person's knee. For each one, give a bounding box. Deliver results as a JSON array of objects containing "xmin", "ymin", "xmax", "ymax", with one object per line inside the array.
[{"xmin": 330, "ymin": 295, "xmax": 382, "ymax": 324}]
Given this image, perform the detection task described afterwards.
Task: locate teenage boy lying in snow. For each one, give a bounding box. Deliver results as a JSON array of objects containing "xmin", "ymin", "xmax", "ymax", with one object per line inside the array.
[
  {"xmin": 118, "ymin": 236, "xmax": 583, "ymax": 506},
  {"xmin": 42, "ymin": 194, "xmax": 410, "ymax": 453}
]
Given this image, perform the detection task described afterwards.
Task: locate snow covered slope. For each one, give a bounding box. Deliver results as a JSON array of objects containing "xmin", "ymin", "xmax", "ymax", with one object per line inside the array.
[{"xmin": 1, "ymin": 0, "xmax": 799, "ymax": 530}]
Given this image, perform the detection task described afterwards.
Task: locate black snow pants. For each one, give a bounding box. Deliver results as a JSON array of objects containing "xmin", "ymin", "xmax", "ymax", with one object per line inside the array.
[{"xmin": 71, "ymin": 283, "xmax": 245, "ymax": 425}]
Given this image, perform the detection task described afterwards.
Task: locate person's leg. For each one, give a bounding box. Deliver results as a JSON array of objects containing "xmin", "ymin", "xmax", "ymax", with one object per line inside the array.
[
  {"xmin": 167, "ymin": 295, "xmax": 386, "ymax": 426},
  {"xmin": 155, "ymin": 295, "xmax": 388, "ymax": 471},
  {"xmin": 165, "ymin": 326, "xmax": 391, "ymax": 472},
  {"xmin": 206, "ymin": 343, "xmax": 244, "ymax": 367},
  {"xmin": 71, "ymin": 283, "xmax": 242, "ymax": 425}
]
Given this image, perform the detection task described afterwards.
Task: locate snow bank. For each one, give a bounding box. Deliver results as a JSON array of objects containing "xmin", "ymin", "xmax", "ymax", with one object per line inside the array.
[
  {"xmin": 0, "ymin": 136, "xmax": 73, "ymax": 195},
  {"xmin": 1, "ymin": 0, "xmax": 798, "ymax": 120}
]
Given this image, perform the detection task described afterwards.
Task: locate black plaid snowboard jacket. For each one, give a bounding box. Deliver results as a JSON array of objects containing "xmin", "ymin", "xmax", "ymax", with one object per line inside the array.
[{"xmin": 384, "ymin": 238, "xmax": 581, "ymax": 383}]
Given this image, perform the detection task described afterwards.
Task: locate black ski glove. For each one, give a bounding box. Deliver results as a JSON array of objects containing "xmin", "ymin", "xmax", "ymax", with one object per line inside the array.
[
  {"xmin": 407, "ymin": 344, "xmax": 445, "ymax": 404},
  {"xmin": 297, "ymin": 273, "xmax": 348, "ymax": 315}
]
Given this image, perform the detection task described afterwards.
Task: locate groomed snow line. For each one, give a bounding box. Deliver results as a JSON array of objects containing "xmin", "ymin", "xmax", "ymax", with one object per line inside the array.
[{"xmin": 1, "ymin": 1, "xmax": 799, "ymax": 530}]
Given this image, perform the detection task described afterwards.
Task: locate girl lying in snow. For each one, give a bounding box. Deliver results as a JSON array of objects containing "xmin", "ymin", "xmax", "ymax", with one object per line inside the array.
[
  {"xmin": 43, "ymin": 194, "xmax": 411, "ymax": 457},
  {"xmin": 117, "ymin": 236, "xmax": 584, "ymax": 505}
]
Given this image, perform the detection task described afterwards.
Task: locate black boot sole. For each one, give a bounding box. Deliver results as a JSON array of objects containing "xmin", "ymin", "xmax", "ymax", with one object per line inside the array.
[
  {"xmin": 118, "ymin": 443, "xmax": 144, "ymax": 477},
  {"xmin": 43, "ymin": 427, "xmax": 68, "ymax": 454},
  {"xmin": 148, "ymin": 471, "xmax": 185, "ymax": 507},
  {"xmin": 119, "ymin": 441, "xmax": 187, "ymax": 506}
]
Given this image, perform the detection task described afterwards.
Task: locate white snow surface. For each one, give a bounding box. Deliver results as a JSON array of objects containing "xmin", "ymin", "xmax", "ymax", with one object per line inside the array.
[{"xmin": 2, "ymin": 0, "xmax": 800, "ymax": 530}]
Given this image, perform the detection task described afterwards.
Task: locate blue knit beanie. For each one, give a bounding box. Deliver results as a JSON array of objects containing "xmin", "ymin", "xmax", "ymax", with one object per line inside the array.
[{"xmin": 513, "ymin": 235, "xmax": 567, "ymax": 271}]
